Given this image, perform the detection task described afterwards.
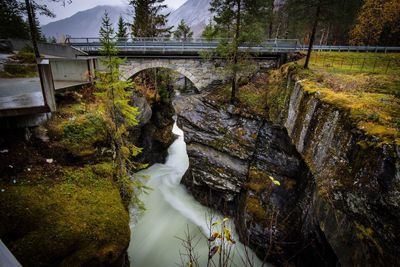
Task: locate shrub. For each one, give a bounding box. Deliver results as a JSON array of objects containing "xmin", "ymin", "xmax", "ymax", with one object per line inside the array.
[
  {"xmin": 61, "ymin": 113, "xmax": 108, "ymax": 157},
  {"xmin": 15, "ymin": 46, "xmax": 36, "ymax": 63},
  {"xmin": 3, "ymin": 63, "xmax": 37, "ymax": 76}
]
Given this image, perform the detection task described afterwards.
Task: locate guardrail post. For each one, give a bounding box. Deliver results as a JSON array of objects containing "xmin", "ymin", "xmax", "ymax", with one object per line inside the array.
[
  {"xmin": 385, "ymin": 59, "xmax": 391, "ymax": 74},
  {"xmin": 38, "ymin": 59, "xmax": 56, "ymax": 112},
  {"xmin": 361, "ymin": 58, "xmax": 366, "ymax": 71}
]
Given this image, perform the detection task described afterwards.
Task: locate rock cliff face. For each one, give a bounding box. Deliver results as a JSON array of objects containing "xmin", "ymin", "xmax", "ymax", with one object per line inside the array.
[
  {"xmin": 175, "ymin": 71, "xmax": 399, "ymax": 266},
  {"xmin": 175, "ymin": 95, "xmax": 261, "ymax": 209},
  {"xmin": 175, "ymin": 94, "xmax": 336, "ymax": 265},
  {"xmin": 130, "ymin": 94, "xmax": 175, "ymax": 165},
  {"xmin": 283, "ymin": 80, "xmax": 400, "ymax": 267}
]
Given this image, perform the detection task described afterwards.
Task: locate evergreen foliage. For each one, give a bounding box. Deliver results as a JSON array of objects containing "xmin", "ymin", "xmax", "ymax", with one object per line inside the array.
[
  {"xmin": 201, "ymin": 20, "xmax": 217, "ymax": 41},
  {"xmin": 129, "ymin": 0, "xmax": 172, "ymax": 37},
  {"xmin": 207, "ymin": 0, "xmax": 263, "ymax": 104},
  {"xmin": 117, "ymin": 15, "xmax": 128, "ymax": 41},
  {"xmin": 275, "ymin": 0, "xmax": 363, "ymax": 44},
  {"xmin": 174, "ymin": 19, "xmax": 193, "ymax": 41},
  {"xmin": 97, "ymin": 11, "xmax": 148, "ymax": 206},
  {"xmin": 0, "ymin": 0, "xmax": 29, "ymax": 39}
]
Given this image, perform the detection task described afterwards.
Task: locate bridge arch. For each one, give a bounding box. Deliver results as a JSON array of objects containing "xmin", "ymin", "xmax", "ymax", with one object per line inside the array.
[{"xmin": 120, "ymin": 61, "xmax": 203, "ymax": 90}]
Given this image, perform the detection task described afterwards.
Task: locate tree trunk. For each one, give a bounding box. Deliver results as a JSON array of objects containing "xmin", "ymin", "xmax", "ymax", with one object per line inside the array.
[
  {"xmin": 25, "ymin": 0, "xmax": 40, "ymax": 60},
  {"xmin": 268, "ymin": 1, "xmax": 275, "ymax": 38},
  {"xmin": 231, "ymin": 0, "xmax": 241, "ymax": 105},
  {"xmin": 304, "ymin": 0, "xmax": 322, "ymax": 69}
]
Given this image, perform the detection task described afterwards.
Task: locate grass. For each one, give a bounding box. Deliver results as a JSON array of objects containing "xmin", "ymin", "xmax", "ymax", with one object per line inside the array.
[
  {"xmin": 206, "ymin": 74, "xmax": 269, "ymax": 116},
  {"xmin": 206, "ymin": 52, "xmax": 399, "ymax": 143},
  {"xmin": 295, "ymin": 51, "xmax": 400, "ymax": 143},
  {"xmin": 305, "ymin": 52, "xmax": 400, "ymax": 75}
]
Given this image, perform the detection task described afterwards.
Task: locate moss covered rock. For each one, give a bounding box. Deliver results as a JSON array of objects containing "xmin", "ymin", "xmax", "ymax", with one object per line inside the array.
[
  {"xmin": 0, "ymin": 91, "xmax": 133, "ymax": 267},
  {"xmin": 0, "ymin": 165, "xmax": 130, "ymax": 267}
]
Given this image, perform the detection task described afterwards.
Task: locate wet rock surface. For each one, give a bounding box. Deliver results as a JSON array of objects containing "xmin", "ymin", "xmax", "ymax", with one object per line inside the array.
[
  {"xmin": 284, "ymin": 80, "xmax": 400, "ymax": 267},
  {"xmin": 175, "ymin": 94, "xmax": 261, "ymax": 210},
  {"xmin": 174, "ymin": 74, "xmax": 399, "ymax": 266},
  {"xmin": 130, "ymin": 97, "xmax": 175, "ymax": 165},
  {"xmin": 175, "ymin": 93, "xmax": 336, "ymax": 265}
]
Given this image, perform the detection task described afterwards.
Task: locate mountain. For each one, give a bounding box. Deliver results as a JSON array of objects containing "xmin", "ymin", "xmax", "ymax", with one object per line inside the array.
[
  {"xmin": 167, "ymin": 0, "xmax": 212, "ymax": 36},
  {"xmin": 42, "ymin": 5, "xmax": 127, "ymax": 39},
  {"xmin": 42, "ymin": 1, "xmax": 212, "ymax": 39}
]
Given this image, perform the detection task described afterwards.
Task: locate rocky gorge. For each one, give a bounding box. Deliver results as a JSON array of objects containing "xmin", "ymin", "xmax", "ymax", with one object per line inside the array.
[{"xmin": 173, "ymin": 65, "xmax": 400, "ymax": 266}]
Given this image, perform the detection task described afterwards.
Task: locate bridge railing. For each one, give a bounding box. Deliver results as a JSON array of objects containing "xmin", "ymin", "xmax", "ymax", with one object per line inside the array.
[
  {"xmin": 66, "ymin": 37, "xmax": 299, "ymax": 45},
  {"xmin": 66, "ymin": 37, "xmax": 400, "ymax": 53},
  {"xmin": 66, "ymin": 37, "xmax": 301, "ymax": 53}
]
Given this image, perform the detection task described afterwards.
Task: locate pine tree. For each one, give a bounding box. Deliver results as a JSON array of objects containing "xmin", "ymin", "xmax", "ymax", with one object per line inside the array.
[
  {"xmin": 281, "ymin": 0, "xmax": 338, "ymax": 68},
  {"xmin": 0, "ymin": 0, "xmax": 29, "ymax": 39},
  {"xmin": 209, "ymin": 0, "xmax": 263, "ymax": 104},
  {"xmin": 24, "ymin": 0, "xmax": 69, "ymax": 59},
  {"xmin": 130, "ymin": 0, "xmax": 172, "ymax": 37},
  {"xmin": 32, "ymin": 7, "xmax": 46, "ymax": 42},
  {"xmin": 117, "ymin": 15, "xmax": 128, "ymax": 42},
  {"xmin": 97, "ymin": 11, "xmax": 146, "ymax": 205},
  {"xmin": 174, "ymin": 19, "xmax": 193, "ymax": 41},
  {"xmin": 278, "ymin": 0, "xmax": 362, "ymax": 45},
  {"xmin": 201, "ymin": 20, "xmax": 217, "ymax": 40}
]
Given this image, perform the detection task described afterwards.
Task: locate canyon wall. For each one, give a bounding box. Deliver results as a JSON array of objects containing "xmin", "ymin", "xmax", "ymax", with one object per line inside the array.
[{"xmin": 175, "ymin": 70, "xmax": 400, "ymax": 266}]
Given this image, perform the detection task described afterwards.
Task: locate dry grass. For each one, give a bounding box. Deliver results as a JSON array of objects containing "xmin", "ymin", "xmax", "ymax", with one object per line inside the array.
[{"xmin": 293, "ymin": 52, "xmax": 400, "ymax": 143}]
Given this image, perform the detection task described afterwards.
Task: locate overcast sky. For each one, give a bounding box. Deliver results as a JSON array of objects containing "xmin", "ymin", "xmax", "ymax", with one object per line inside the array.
[{"xmin": 38, "ymin": 0, "xmax": 186, "ymax": 25}]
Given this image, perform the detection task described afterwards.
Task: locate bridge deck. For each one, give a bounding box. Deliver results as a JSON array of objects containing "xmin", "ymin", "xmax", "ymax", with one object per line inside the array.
[
  {"xmin": 67, "ymin": 37, "xmax": 400, "ymax": 55},
  {"xmin": 0, "ymin": 78, "xmax": 91, "ymax": 117}
]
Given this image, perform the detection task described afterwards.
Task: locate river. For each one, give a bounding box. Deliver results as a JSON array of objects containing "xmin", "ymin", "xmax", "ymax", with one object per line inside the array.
[{"xmin": 128, "ymin": 122, "xmax": 266, "ymax": 267}]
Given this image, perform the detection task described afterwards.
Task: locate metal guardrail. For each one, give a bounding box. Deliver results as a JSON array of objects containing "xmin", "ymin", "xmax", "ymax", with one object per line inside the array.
[
  {"xmin": 66, "ymin": 37, "xmax": 301, "ymax": 53},
  {"xmin": 66, "ymin": 37, "xmax": 400, "ymax": 54}
]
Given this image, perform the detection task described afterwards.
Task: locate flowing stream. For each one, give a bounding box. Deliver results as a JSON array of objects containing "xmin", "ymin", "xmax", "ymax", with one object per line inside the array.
[{"xmin": 128, "ymin": 123, "xmax": 265, "ymax": 267}]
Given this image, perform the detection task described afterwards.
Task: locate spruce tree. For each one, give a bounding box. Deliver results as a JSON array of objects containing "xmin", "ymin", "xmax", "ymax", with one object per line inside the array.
[
  {"xmin": 97, "ymin": 11, "xmax": 146, "ymax": 205},
  {"xmin": 130, "ymin": 0, "xmax": 172, "ymax": 37},
  {"xmin": 209, "ymin": 0, "xmax": 264, "ymax": 104},
  {"xmin": 201, "ymin": 20, "xmax": 217, "ymax": 40},
  {"xmin": 174, "ymin": 19, "xmax": 193, "ymax": 41},
  {"xmin": 117, "ymin": 15, "xmax": 128, "ymax": 42},
  {"xmin": 24, "ymin": 0, "xmax": 70, "ymax": 59},
  {"xmin": 0, "ymin": 0, "xmax": 29, "ymax": 39}
]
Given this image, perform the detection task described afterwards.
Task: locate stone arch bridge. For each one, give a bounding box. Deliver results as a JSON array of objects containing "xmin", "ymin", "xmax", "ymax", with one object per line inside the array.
[{"xmin": 119, "ymin": 57, "xmax": 284, "ymax": 91}]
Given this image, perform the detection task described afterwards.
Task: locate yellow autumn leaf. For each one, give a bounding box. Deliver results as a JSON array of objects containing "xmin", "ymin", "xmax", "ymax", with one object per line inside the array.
[{"xmin": 269, "ymin": 176, "xmax": 281, "ymax": 186}]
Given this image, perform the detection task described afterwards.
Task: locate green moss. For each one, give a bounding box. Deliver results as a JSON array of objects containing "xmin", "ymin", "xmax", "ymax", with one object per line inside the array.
[
  {"xmin": 245, "ymin": 168, "xmax": 272, "ymax": 193},
  {"xmin": 355, "ymin": 223, "xmax": 383, "ymax": 255},
  {"xmin": 245, "ymin": 196, "xmax": 267, "ymax": 220},
  {"xmin": 153, "ymin": 124, "xmax": 174, "ymax": 145},
  {"xmin": 60, "ymin": 112, "xmax": 108, "ymax": 157},
  {"xmin": 0, "ymin": 165, "xmax": 129, "ymax": 266}
]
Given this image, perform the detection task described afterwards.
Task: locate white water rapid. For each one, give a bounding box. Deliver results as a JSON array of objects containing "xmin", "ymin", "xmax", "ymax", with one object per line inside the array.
[{"xmin": 128, "ymin": 123, "xmax": 266, "ymax": 267}]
